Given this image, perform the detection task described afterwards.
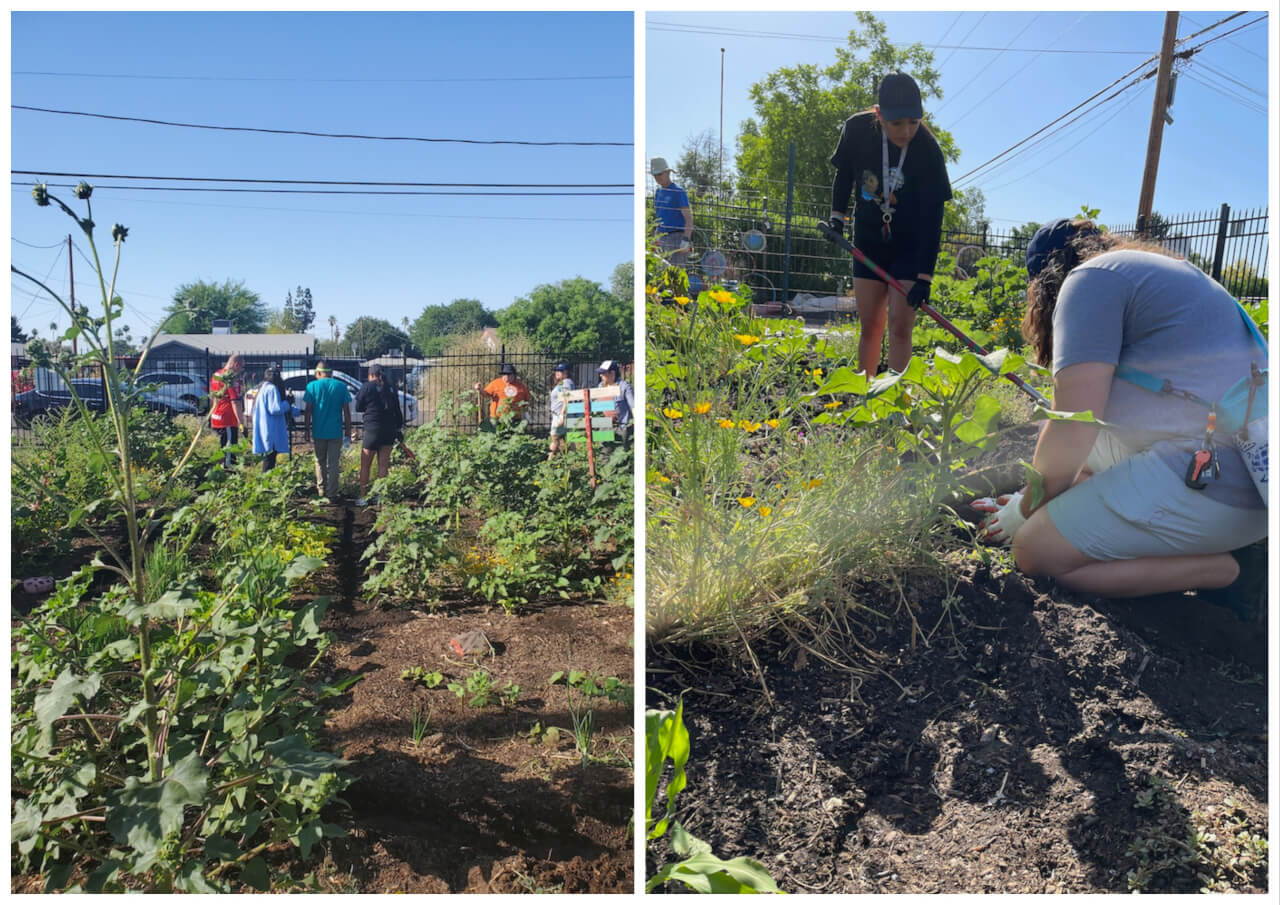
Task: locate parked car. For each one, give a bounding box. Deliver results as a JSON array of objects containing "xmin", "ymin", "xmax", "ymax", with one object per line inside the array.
[
  {"xmin": 135, "ymin": 371, "xmax": 210, "ymax": 414},
  {"xmin": 12, "ymin": 377, "xmax": 197, "ymax": 424},
  {"xmin": 244, "ymin": 369, "xmax": 418, "ymax": 429}
]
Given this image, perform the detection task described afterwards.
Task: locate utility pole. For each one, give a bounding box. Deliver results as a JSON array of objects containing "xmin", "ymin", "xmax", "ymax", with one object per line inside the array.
[
  {"xmin": 719, "ymin": 48, "xmax": 725, "ymax": 193},
  {"xmin": 1136, "ymin": 11, "xmax": 1179, "ymax": 236}
]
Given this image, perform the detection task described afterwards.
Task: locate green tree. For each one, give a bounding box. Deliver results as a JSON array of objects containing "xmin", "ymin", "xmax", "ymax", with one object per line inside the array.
[
  {"xmin": 609, "ymin": 260, "xmax": 634, "ymax": 305},
  {"xmin": 675, "ymin": 129, "xmax": 734, "ymax": 197},
  {"xmin": 409, "ymin": 298, "xmax": 498, "ymax": 357},
  {"xmin": 735, "ymin": 12, "xmax": 949, "ymax": 203},
  {"xmin": 12, "ymin": 315, "xmax": 29, "ymax": 342},
  {"xmin": 340, "ymin": 316, "xmax": 417, "ymax": 359},
  {"xmin": 293, "ymin": 286, "xmax": 315, "ymax": 333},
  {"xmin": 1220, "ymin": 259, "xmax": 1268, "ymax": 300},
  {"xmin": 498, "ymin": 277, "xmax": 632, "ymax": 359},
  {"xmin": 163, "ymin": 279, "xmax": 268, "ymax": 334}
]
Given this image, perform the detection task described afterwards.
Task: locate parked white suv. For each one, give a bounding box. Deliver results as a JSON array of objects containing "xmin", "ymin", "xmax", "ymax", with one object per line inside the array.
[
  {"xmin": 135, "ymin": 371, "xmax": 210, "ymax": 414},
  {"xmin": 245, "ymin": 369, "xmax": 417, "ymax": 428}
]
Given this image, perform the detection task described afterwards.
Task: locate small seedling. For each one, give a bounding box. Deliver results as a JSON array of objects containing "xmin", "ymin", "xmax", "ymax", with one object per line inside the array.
[
  {"xmin": 499, "ymin": 681, "xmax": 521, "ymax": 708},
  {"xmin": 448, "ymin": 669, "xmax": 497, "ymax": 708},
  {"xmin": 409, "ymin": 702, "xmax": 431, "ymax": 747},
  {"xmin": 401, "ymin": 666, "xmax": 445, "ymax": 688}
]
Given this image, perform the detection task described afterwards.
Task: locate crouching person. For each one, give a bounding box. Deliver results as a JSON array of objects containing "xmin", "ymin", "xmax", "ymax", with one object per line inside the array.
[{"xmin": 975, "ymin": 219, "xmax": 1268, "ymax": 621}]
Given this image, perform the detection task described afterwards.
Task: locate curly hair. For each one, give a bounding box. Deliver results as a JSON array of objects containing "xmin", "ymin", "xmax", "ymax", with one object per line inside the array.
[{"xmin": 1020, "ymin": 222, "xmax": 1184, "ymax": 366}]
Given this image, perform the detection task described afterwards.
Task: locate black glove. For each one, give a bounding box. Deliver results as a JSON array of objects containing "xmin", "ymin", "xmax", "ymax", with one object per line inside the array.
[
  {"xmin": 824, "ymin": 215, "xmax": 847, "ymax": 237},
  {"xmin": 906, "ymin": 280, "xmax": 931, "ymax": 310}
]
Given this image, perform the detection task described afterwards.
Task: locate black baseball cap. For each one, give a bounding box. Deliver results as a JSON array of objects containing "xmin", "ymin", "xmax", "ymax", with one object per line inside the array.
[
  {"xmin": 500, "ymin": 363, "xmax": 516, "ymax": 375},
  {"xmin": 1026, "ymin": 218, "xmax": 1099, "ymax": 279},
  {"xmin": 878, "ymin": 72, "xmax": 923, "ymax": 121}
]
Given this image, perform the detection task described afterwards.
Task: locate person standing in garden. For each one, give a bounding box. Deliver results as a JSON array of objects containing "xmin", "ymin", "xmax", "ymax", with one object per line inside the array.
[
  {"xmin": 354, "ymin": 364, "xmax": 404, "ymax": 507},
  {"xmin": 973, "ymin": 219, "xmax": 1268, "ymax": 621},
  {"xmin": 597, "ymin": 359, "xmax": 634, "ymax": 446},
  {"xmin": 303, "ymin": 360, "xmax": 353, "ymax": 502},
  {"xmin": 209, "ymin": 353, "xmax": 246, "ymax": 468},
  {"xmin": 827, "ymin": 71, "xmax": 952, "ymax": 376},
  {"xmin": 251, "ymin": 364, "xmax": 303, "ymax": 472},
  {"xmin": 652, "ymin": 157, "xmax": 693, "ymax": 267},
  {"xmin": 548, "ymin": 361, "xmax": 576, "ymax": 459},
  {"xmin": 475, "ymin": 363, "xmax": 532, "ymax": 421}
]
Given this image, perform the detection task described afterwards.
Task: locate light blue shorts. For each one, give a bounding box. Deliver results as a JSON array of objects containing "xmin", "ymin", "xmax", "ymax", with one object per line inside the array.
[{"xmin": 1046, "ymin": 437, "xmax": 1268, "ymax": 561}]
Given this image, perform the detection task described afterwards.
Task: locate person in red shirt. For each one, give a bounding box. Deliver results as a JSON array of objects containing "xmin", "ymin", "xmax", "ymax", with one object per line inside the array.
[
  {"xmin": 474, "ymin": 363, "xmax": 531, "ymax": 421},
  {"xmin": 209, "ymin": 353, "xmax": 246, "ymax": 468}
]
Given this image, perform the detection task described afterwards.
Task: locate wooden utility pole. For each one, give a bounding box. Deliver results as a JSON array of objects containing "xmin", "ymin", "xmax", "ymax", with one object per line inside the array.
[{"xmin": 1136, "ymin": 11, "xmax": 1179, "ymax": 236}]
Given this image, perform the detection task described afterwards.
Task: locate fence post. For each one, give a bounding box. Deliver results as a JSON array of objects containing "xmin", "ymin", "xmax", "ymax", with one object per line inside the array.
[
  {"xmin": 783, "ymin": 142, "xmax": 796, "ymax": 302},
  {"xmin": 1211, "ymin": 203, "xmax": 1230, "ymax": 283}
]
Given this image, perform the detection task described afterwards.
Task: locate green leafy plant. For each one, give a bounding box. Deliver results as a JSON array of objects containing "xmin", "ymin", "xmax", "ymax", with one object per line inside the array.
[
  {"xmin": 448, "ymin": 669, "xmax": 498, "ymax": 708},
  {"xmin": 400, "ymin": 666, "xmax": 445, "ymax": 688},
  {"xmin": 361, "ymin": 503, "xmax": 450, "ymax": 605},
  {"xmin": 645, "ymin": 701, "xmax": 784, "ymax": 893}
]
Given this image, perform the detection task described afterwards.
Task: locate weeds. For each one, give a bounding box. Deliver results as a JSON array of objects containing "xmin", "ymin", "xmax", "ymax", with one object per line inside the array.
[{"xmin": 408, "ymin": 703, "xmax": 432, "ymax": 747}]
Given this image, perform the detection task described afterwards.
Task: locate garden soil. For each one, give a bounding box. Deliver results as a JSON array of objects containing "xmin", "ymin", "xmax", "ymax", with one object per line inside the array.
[
  {"xmin": 288, "ymin": 500, "xmax": 634, "ymax": 894},
  {"xmin": 647, "ymin": 429, "xmax": 1269, "ymax": 894}
]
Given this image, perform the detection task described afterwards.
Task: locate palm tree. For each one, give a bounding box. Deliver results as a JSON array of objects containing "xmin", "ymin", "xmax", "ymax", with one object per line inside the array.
[{"xmin": 328, "ymin": 315, "xmax": 338, "ymax": 344}]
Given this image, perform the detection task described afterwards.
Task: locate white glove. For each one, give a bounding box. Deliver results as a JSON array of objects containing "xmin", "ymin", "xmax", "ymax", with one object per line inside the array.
[{"xmin": 972, "ymin": 491, "xmax": 1027, "ymax": 546}]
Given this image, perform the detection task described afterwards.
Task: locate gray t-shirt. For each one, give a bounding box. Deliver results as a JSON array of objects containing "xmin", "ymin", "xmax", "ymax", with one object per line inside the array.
[{"xmin": 1052, "ymin": 249, "xmax": 1266, "ymax": 509}]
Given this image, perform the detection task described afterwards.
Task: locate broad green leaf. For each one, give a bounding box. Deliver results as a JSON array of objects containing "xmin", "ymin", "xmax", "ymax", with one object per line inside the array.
[
  {"xmin": 11, "ymin": 798, "xmax": 43, "ymax": 842},
  {"xmin": 174, "ymin": 862, "xmax": 226, "ymax": 893},
  {"xmin": 240, "ymin": 856, "xmax": 270, "ymax": 892},
  {"xmin": 670, "ymin": 821, "xmax": 713, "ymax": 857},
  {"xmin": 84, "ymin": 858, "xmax": 122, "ymax": 893},
  {"xmin": 291, "ymin": 597, "xmax": 330, "ymax": 644},
  {"xmin": 105, "ymin": 752, "xmax": 209, "ymax": 858},
  {"xmin": 1023, "ymin": 461, "xmax": 1047, "ymax": 512},
  {"xmin": 645, "ymin": 701, "xmax": 691, "ymax": 840},
  {"xmin": 293, "ymin": 819, "xmax": 324, "ymax": 859},
  {"xmin": 647, "ymin": 852, "xmax": 786, "ymax": 894},
  {"xmin": 263, "ymin": 735, "xmax": 346, "ymax": 784},
  {"xmin": 203, "ymin": 834, "xmax": 240, "ymax": 861},
  {"xmin": 811, "ymin": 366, "xmax": 867, "ymax": 397},
  {"xmin": 34, "ymin": 668, "xmax": 102, "ymax": 729},
  {"xmin": 119, "ymin": 589, "xmax": 201, "ymax": 624},
  {"xmin": 284, "ymin": 554, "xmax": 325, "ymax": 582}
]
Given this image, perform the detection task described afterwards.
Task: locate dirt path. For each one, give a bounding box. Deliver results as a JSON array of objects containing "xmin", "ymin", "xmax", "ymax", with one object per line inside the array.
[
  {"xmin": 647, "ymin": 562, "xmax": 1268, "ymax": 893},
  {"xmin": 296, "ymin": 501, "xmax": 634, "ymax": 893}
]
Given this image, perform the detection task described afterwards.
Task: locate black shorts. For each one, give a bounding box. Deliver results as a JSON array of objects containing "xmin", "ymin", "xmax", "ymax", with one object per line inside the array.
[
  {"xmin": 850, "ymin": 228, "xmax": 920, "ymax": 283},
  {"xmin": 361, "ymin": 422, "xmax": 398, "ymax": 450}
]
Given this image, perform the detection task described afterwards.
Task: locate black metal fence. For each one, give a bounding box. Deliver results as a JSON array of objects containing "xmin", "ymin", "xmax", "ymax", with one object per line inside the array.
[
  {"xmin": 650, "ymin": 172, "xmax": 1270, "ymax": 305},
  {"xmin": 11, "ymin": 346, "xmax": 631, "ymax": 442}
]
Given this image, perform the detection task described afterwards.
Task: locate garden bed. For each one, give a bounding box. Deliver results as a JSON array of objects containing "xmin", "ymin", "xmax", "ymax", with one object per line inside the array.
[{"xmin": 289, "ymin": 500, "xmax": 634, "ymax": 893}]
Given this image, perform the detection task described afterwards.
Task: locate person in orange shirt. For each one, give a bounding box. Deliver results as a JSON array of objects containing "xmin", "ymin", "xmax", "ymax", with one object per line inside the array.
[
  {"xmin": 474, "ymin": 363, "xmax": 531, "ymax": 420},
  {"xmin": 209, "ymin": 353, "xmax": 246, "ymax": 468}
]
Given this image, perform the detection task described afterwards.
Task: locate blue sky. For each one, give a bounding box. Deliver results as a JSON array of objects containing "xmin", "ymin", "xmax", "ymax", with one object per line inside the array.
[
  {"xmin": 645, "ymin": 10, "xmax": 1271, "ymax": 234},
  {"xmin": 9, "ymin": 11, "xmax": 634, "ymax": 345}
]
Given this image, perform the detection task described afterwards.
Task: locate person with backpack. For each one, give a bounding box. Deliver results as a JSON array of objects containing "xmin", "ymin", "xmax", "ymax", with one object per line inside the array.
[
  {"xmin": 827, "ymin": 71, "xmax": 952, "ymax": 377},
  {"xmin": 974, "ymin": 218, "xmax": 1268, "ymax": 620},
  {"xmin": 250, "ymin": 364, "xmax": 303, "ymax": 472}
]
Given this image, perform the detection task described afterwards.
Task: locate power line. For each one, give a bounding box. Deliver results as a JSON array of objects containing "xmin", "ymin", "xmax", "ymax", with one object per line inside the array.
[
  {"xmin": 20, "ymin": 182, "xmax": 631, "ymax": 198},
  {"xmin": 14, "ymin": 70, "xmax": 631, "ymax": 85},
  {"xmin": 1180, "ymin": 70, "xmax": 1268, "ymax": 116},
  {"xmin": 12, "ymin": 237, "xmax": 66, "ymax": 249},
  {"xmin": 1193, "ymin": 60, "xmax": 1268, "ymax": 99},
  {"xmin": 8, "ymin": 185, "xmax": 632, "ymax": 223},
  {"xmin": 12, "ymin": 105, "xmax": 631, "ymax": 147},
  {"xmin": 13, "ymin": 170, "xmax": 631, "ymax": 189},
  {"xmin": 935, "ymin": 13, "xmax": 1042, "ymax": 117},
  {"xmin": 936, "ymin": 14, "xmax": 990, "ymax": 78},
  {"xmin": 1179, "ymin": 12, "xmax": 1266, "ymax": 62}
]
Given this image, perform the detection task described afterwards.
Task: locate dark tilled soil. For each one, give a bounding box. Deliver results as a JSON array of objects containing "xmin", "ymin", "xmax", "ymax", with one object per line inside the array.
[
  {"xmin": 647, "ymin": 562, "xmax": 1268, "ymax": 894},
  {"xmin": 292, "ymin": 501, "xmax": 634, "ymax": 894}
]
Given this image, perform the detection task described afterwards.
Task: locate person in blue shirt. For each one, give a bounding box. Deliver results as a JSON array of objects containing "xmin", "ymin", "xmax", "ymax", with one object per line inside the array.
[
  {"xmin": 651, "ymin": 157, "xmax": 693, "ymax": 267},
  {"xmin": 251, "ymin": 364, "xmax": 304, "ymax": 472},
  {"xmin": 302, "ymin": 361, "xmax": 353, "ymax": 501}
]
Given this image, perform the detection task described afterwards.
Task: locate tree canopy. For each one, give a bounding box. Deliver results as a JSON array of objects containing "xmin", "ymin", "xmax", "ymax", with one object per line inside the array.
[
  {"xmin": 409, "ymin": 298, "xmax": 498, "ymax": 357},
  {"xmin": 609, "ymin": 260, "xmax": 634, "ymax": 305},
  {"xmin": 675, "ymin": 129, "xmax": 735, "ymax": 198},
  {"xmin": 498, "ymin": 276, "xmax": 632, "ymax": 360},
  {"xmin": 735, "ymin": 12, "xmax": 955, "ymax": 203},
  {"xmin": 12, "ymin": 315, "xmax": 29, "ymax": 342},
  {"xmin": 163, "ymin": 279, "xmax": 269, "ymax": 334},
  {"xmin": 337, "ymin": 316, "xmax": 418, "ymax": 359}
]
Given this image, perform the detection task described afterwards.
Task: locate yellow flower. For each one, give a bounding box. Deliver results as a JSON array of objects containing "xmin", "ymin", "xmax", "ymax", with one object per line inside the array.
[
  {"xmin": 739, "ymin": 420, "xmax": 761, "ymax": 433},
  {"xmin": 737, "ymin": 496, "xmax": 756, "ymax": 508},
  {"xmin": 758, "ymin": 506, "xmax": 772, "ymax": 517},
  {"xmin": 807, "ymin": 367, "xmax": 824, "ymax": 378},
  {"xmin": 804, "ymin": 478, "xmax": 824, "ymax": 489},
  {"xmin": 663, "ymin": 408, "xmax": 683, "ymax": 419},
  {"xmin": 710, "ymin": 289, "xmax": 734, "ymax": 305},
  {"xmin": 674, "ymin": 295, "xmax": 691, "ymax": 306},
  {"xmin": 717, "ymin": 418, "xmax": 735, "ymax": 429},
  {"xmin": 765, "ymin": 418, "xmax": 780, "ymax": 429},
  {"xmin": 694, "ymin": 401, "xmax": 712, "ymax": 414},
  {"xmin": 734, "ymin": 333, "xmax": 760, "ymax": 346},
  {"xmin": 824, "ymin": 400, "xmax": 842, "ymax": 409},
  {"xmin": 656, "ymin": 474, "xmax": 671, "ymax": 483}
]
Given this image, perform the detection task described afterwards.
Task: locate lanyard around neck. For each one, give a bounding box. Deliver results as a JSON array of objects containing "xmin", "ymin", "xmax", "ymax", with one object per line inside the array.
[{"xmin": 880, "ymin": 127, "xmax": 908, "ymax": 223}]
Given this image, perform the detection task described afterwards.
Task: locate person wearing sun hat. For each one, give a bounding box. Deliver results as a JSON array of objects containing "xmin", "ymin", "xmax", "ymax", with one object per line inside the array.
[
  {"xmin": 827, "ymin": 71, "xmax": 952, "ymax": 377},
  {"xmin": 475, "ymin": 362, "xmax": 532, "ymax": 421},
  {"xmin": 651, "ymin": 157, "xmax": 693, "ymax": 267},
  {"xmin": 972, "ymin": 217, "xmax": 1268, "ymax": 622},
  {"xmin": 547, "ymin": 361, "xmax": 576, "ymax": 458}
]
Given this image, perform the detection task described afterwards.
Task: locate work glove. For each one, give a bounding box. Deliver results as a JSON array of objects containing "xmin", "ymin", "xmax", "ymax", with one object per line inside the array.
[
  {"xmin": 972, "ymin": 491, "xmax": 1026, "ymax": 546},
  {"xmin": 824, "ymin": 214, "xmax": 847, "ymax": 237},
  {"xmin": 906, "ymin": 280, "xmax": 931, "ymax": 310}
]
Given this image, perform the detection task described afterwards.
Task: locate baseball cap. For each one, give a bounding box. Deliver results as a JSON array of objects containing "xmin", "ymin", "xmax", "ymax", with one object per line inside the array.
[
  {"xmin": 1026, "ymin": 218, "xmax": 1097, "ymax": 279},
  {"xmin": 500, "ymin": 362, "xmax": 516, "ymax": 375},
  {"xmin": 553, "ymin": 362, "xmax": 570, "ymax": 372},
  {"xmin": 597, "ymin": 359, "xmax": 618, "ymax": 374},
  {"xmin": 650, "ymin": 157, "xmax": 672, "ymax": 176},
  {"xmin": 878, "ymin": 72, "xmax": 924, "ymax": 122}
]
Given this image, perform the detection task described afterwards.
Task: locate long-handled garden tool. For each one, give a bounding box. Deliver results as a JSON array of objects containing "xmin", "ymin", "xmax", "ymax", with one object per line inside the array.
[{"xmin": 818, "ymin": 220, "xmax": 1050, "ymax": 407}]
